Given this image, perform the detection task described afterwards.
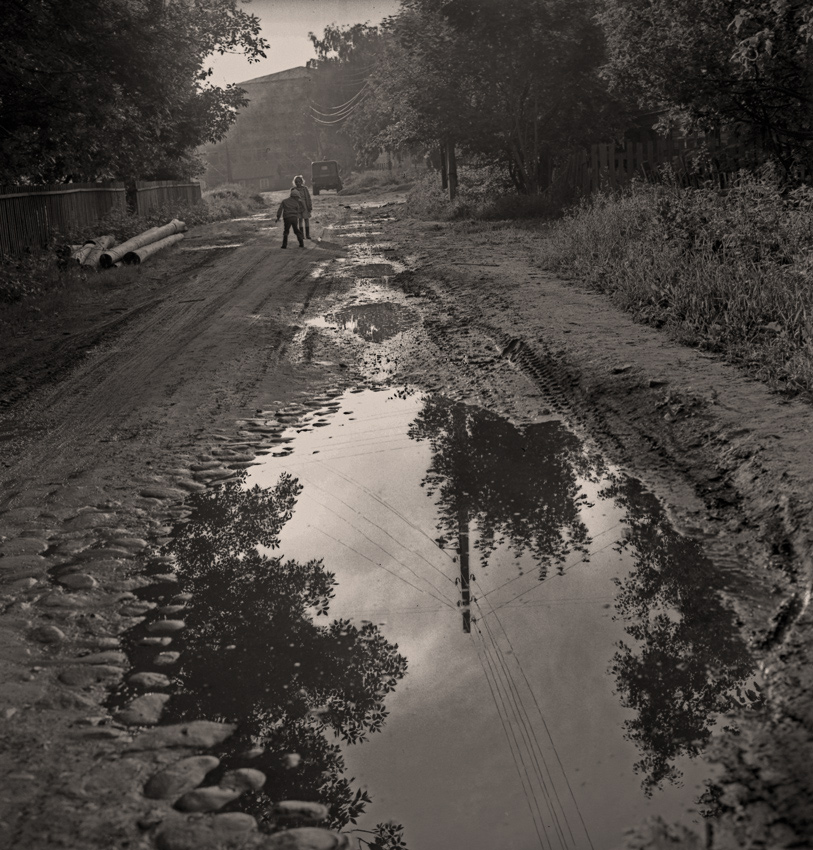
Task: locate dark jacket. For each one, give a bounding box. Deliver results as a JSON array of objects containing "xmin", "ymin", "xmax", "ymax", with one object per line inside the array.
[{"xmin": 276, "ymin": 196, "xmax": 305, "ymax": 219}]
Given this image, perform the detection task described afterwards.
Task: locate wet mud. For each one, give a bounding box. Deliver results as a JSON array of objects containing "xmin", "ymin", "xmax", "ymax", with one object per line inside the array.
[{"xmin": 1, "ymin": 191, "xmax": 811, "ymax": 850}]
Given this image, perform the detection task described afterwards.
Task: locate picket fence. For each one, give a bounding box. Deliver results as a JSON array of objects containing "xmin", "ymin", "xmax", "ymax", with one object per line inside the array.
[{"xmin": 0, "ymin": 180, "xmax": 202, "ymax": 257}]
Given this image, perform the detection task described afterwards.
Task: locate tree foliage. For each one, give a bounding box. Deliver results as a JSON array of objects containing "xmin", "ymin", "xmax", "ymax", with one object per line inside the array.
[
  {"xmin": 0, "ymin": 0, "xmax": 268, "ymax": 183},
  {"xmin": 161, "ymin": 472, "xmax": 408, "ymax": 833},
  {"xmin": 602, "ymin": 475, "xmax": 758, "ymax": 795},
  {"xmin": 330, "ymin": 0, "xmax": 625, "ymax": 192},
  {"xmin": 598, "ymin": 0, "xmax": 813, "ymax": 171}
]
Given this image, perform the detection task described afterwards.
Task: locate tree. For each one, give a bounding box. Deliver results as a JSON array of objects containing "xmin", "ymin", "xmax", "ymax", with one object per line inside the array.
[
  {"xmin": 159, "ymin": 473, "xmax": 409, "ymax": 833},
  {"xmin": 307, "ymin": 23, "xmax": 389, "ymax": 166},
  {"xmin": 602, "ymin": 475, "xmax": 758, "ymax": 795},
  {"xmin": 597, "ymin": 0, "xmax": 813, "ymax": 174},
  {"xmin": 408, "ymin": 396, "xmax": 591, "ymax": 580},
  {"xmin": 344, "ymin": 0, "xmax": 626, "ymax": 193},
  {"xmin": 0, "ymin": 0, "xmax": 268, "ymax": 183}
]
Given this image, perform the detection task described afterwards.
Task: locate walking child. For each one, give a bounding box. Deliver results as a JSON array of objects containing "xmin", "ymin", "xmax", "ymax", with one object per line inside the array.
[
  {"xmin": 292, "ymin": 175, "xmax": 313, "ymax": 239},
  {"xmin": 276, "ymin": 189, "xmax": 306, "ymax": 249}
]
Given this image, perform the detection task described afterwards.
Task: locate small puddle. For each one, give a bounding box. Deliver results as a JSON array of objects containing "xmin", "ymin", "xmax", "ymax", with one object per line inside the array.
[
  {"xmin": 180, "ymin": 243, "xmax": 243, "ymax": 251},
  {"xmin": 117, "ymin": 389, "xmax": 757, "ymax": 848},
  {"xmin": 307, "ymin": 303, "xmax": 417, "ymax": 343}
]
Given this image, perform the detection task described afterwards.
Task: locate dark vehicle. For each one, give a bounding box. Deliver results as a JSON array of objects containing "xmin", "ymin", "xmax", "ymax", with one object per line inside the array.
[{"xmin": 311, "ymin": 160, "xmax": 343, "ymax": 195}]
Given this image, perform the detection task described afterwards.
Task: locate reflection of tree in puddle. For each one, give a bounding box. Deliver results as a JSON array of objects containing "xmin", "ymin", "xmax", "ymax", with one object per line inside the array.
[
  {"xmin": 163, "ymin": 472, "xmax": 408, "ymax": 834},
  {"xmin": 604, "ymin": 476, "xmax": 757, "ymax": 797},
  {"xmin": 408, "ymin": 396, "xmax": 591, "ymax": 581}
]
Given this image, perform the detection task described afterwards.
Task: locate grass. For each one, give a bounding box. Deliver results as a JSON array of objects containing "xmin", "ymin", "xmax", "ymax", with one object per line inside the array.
[{"xmin": 532, "ymin": 173, "xmax": 813, "ymax": 397}]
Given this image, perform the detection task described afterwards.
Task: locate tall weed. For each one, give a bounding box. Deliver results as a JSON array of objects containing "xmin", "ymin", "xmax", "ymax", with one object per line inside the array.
[{"xmin": 536, "ymin": 173, "xmax": 813, "ymax": 396}]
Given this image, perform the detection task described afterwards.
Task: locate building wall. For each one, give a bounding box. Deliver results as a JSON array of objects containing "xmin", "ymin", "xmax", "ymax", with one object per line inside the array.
[{"xmin": 199, "ymin": 67, "xmax": 316, "ymax": 191}]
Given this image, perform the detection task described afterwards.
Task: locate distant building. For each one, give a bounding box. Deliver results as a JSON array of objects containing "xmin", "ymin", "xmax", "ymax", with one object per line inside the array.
[{"xmin": 199, "ymin": 67, "xmax": 315, "ymax": 191}]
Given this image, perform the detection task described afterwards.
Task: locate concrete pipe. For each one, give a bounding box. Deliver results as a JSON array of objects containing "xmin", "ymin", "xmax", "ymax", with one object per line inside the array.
[
  {"xmin": 122, "ymin": 232, "xmax": 184, "ymax": 265},
  {"xmin": 100, "ymin": 219, "xmax": 186, "ymax": 268}
]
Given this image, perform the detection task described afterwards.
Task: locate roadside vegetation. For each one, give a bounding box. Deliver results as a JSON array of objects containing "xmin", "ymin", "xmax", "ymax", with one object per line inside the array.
[
  {"xmin": 536, "ymin": 174, "xmax": 813, "ymax": 397},
  {"xmin": 339, "ymin": 169, "xmax": 414, "ymax": 195},
  {"xmin": 0, "ymin": 184, "xmax": 264, "ymax": 305}
]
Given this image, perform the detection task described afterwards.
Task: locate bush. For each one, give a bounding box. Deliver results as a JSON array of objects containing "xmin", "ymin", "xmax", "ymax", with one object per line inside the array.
[
  {"xmin": 535, "ymin": 172, "xmax": 813, "ymax": 396},
  {"xmin": 405, "ymin": 164, "xmax": 567, "ymax": 221},
  {"xmin": 339, "ymin": 169, "xmax": 415, "ymax": 195}
]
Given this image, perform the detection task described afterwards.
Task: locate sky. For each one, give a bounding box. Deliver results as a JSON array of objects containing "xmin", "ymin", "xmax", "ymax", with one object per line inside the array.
[{"xmin": 207, "ymin": 0, "xmax": 401, "ymax": 86}]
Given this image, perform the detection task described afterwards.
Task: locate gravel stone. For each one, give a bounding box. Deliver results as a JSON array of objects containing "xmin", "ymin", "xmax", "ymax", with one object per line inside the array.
[
  {"xmin": 0, "ymin": 538, "xmax": 48, "ymax": 556},
  {"xmin": 261, "ymin": 828, "xmax": 350, "ymax": 849},
  {"xmin": 116, "ymin": 693, "xmax": 170, "ymax": 725},
  {"xmin": 76, "ymin": 650, "xmax": 128, "ymax": 665},
  {"xmin": 154, "ymin": 651, "xmax": 181, "ymax": 666},
  {"xmin": 220, "ymin": 768, "xmax": 266, "ymax": 792},
  {"xmin": 127, "ymin": 720, "xmax": 237, "ymax": 750},
  {"xmin": 63, "ymin": 512, "xmax": 118, "ymax": 531},
  {"xmin": 0, "ymin": 555, "xmax": 48, "ymax": 572},
  {"xmin": 147, "ymin": 619, "xmax": 186, "ymax": 634},
  {"xmin": 59, "ymin": 665, "xmax": 125, "ymax": 686},
  {"xmin": 273, "ymin": 801, "xmax": 329, "ymax": 823},
  {"xmin": 143, "ymin": 755, "xmax": 220, "ymax": 800},
  {"xmin": 29, "ymin": 625, "xmax": 66, "ymax": 643},
  {"xmin": 139, "ymin": 636, "xmax": 173, "ymax": 646},
  {"xmin": 212, "ymin": 812, "xmax": 258, "ymax": 834},
  {"xmin": 128, "ymin": 671, "xmax": 171, "ymax": 688},
  {"xmin": 173, "ymin": 785, "xmax": 241, "ymax": 812},
  {"xmin": 59, "ymin": 573, "xmax": 98, "ymax": 590}
]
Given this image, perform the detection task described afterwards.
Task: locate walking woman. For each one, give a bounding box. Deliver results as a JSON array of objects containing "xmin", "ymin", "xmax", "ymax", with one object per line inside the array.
[{"xmin": 292, "ymin": 175, "xmax": 313, "ymax": 239}]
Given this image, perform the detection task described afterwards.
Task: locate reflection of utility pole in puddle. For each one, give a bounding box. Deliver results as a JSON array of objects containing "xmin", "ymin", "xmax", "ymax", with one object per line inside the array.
[{"xmin": 458, "ymin": 505, "xmax": 471, "ymax": 633}]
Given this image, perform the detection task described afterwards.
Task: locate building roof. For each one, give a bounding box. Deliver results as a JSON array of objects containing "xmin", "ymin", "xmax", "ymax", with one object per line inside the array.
[{"xmin": 238, "ymin": 66, "xmax": 312, "ymax": 86}]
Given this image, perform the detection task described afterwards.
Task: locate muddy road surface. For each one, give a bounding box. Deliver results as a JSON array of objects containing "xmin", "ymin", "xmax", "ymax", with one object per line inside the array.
[{"xmin": 1, "ymin": 191, "xmax": 812, "ymax": 850}]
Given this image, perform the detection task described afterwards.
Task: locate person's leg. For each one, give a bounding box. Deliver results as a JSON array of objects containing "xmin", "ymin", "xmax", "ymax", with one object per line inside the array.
[
  {"xmin": 304, "ymin": 218, "xmax": 311, "ymax": 239},
  {"xmin": 292, "ymin": 221, "xmax": 304, "ymax": 247},
  {"xmin": 282, "ymin": 219, "xmax": 291, "ymax": 248}
]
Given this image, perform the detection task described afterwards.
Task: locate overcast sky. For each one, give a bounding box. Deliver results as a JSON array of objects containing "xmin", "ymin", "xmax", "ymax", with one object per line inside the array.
[{"xmin": 207, "ymin": 0, "xmax": 401, "ymax": 86}]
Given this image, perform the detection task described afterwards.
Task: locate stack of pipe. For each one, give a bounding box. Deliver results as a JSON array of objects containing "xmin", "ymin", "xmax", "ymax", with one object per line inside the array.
[
  {"xmin": 70, "ymin": 235, "xmax": 116, "ymax": 267},
  {"xmin": 99, "ymin": 219, "xmax": 186, "ymax": 268}
]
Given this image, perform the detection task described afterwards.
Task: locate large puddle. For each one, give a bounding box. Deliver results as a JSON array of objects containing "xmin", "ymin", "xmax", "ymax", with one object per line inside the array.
[{"xmin": 118, "ymin": 389, "xmax": 759, "ymax": 848}]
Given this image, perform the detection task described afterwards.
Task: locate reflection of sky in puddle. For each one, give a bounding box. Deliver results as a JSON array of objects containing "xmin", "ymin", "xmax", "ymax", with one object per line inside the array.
[
  {"xmin": 307, "ymin": 303, "xmax": 417, "ymax": 343},
  {"xmin": 242, "ymin": 389, "xmax": 752, "ymax": 850}
]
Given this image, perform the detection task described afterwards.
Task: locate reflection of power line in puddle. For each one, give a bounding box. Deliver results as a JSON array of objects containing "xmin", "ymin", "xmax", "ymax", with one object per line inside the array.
[
  {"xmin": 472, "ymin": 582, "xmax": 596, "ymax": 850},
  {"xmin": 309, "ymin": 524, "xmax": 454, "ymax": 610},
  {"xmin": 302, "ymin": 491, "xmax": 456, "ymax": 609},
  {"xmin": 297, "ymin": 470, "xmax": 457, "ymax": 593},
  {"xmin": 479, "ymin": 524, "xmax": 624, "ymax": 609},
  {"xmin": 320, "ymin": 460, "xmax": 458, "ymax": 563}
]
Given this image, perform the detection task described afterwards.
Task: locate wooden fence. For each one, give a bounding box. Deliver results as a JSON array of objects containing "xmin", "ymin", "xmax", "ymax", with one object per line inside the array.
[
  {"xmin": 548, "ymin": 129, "xmax": 767, "ymax": 201},
  {"xmin": 0, "ymin": 182, "xmax": 127, "ymax": 257},
  {"xmin": 129, "ymin": 180, "xmax": 202, "ymax": 216},
  {"xmin": 0, "ymin": 180, "xmax": 203, "ymax": 256}
]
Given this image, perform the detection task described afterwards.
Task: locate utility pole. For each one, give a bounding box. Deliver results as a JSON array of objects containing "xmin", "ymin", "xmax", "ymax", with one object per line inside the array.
[
  {"xmin": 457, "ymin": 504, "xmax": 471, "ymax": 633},
  {"xmin": 447, "ymin": 141, "xmax": 458, "ymax": 201},
  {"xmin": 224, "ymin": 139, "xmax": 233, "ymax": 184},
  {"xmin": 440, "ymin": 142, "xmax": 448, "ymax": 191}
]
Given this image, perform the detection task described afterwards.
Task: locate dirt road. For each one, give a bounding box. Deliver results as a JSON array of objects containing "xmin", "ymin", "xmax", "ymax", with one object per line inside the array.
[{"xmin": 1, "ymin": 191, "xmax": 812, "ymax": 849}]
